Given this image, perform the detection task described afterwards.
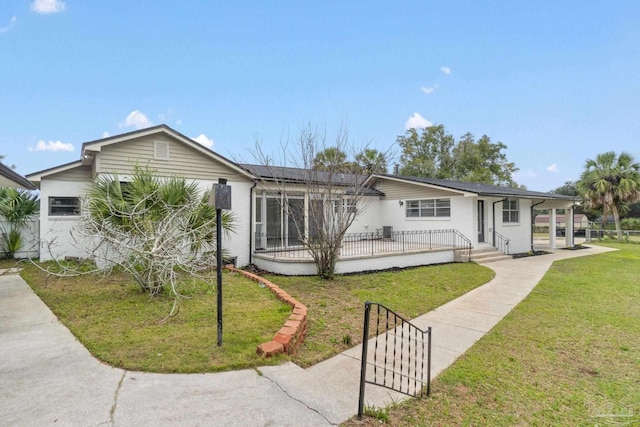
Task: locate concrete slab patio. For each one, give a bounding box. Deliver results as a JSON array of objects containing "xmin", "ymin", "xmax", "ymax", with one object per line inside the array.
[{"xmin": 0, "ymin": 245, "xmax": 615, "ymax": 426}]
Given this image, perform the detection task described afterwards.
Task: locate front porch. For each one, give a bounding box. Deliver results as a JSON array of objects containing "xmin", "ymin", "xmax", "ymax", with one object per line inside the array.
[{"xmin": 252, "ymin": 229, "xmax": 472, "ymax": 275}]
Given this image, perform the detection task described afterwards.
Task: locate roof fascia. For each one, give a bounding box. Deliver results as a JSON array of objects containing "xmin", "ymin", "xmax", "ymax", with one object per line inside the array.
[
  {"xmin": 0, "ymin": 164, "xmax": 37, "ymax": 190},
  {"xmin": 25, "ymin": 160, "xmax": 85, "ymax": 183}
]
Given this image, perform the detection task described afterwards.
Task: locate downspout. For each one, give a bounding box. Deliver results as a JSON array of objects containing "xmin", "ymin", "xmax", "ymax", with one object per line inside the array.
[
  {"xmin": 530, "ymin": 200, "xmax": 545, "ymax": 252},
  {"xmin": 492, "ymin": 198, "xmax": 508, "ymax": 248},
  {"xmin": 248, "ymin": 182, "xmax": 257, "ymax": 265}
]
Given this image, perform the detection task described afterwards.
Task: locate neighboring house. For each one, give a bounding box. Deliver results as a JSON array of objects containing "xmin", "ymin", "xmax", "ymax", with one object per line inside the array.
[
  {"xmin": 26, "ymin": 125, "xmax": 580, "ymax": 274},
  {"xmin": 0, "ymin": 162, "xmax": 37, "ymax": 190},
  {"xmin": 0, "ymin": 163, "xmax": 39, "ymax": 259},
  {"xmin": 534, "ymin": 214, "xmax": 589, "ymax": 229}
]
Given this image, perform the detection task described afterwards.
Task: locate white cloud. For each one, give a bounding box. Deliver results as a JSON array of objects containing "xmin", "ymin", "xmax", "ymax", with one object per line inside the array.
[
  {"xmin": 31, "ymin": 0, "xmax": 66, "ymax": 14},
  {"xmin": 0, "ymin": 16, "xmax": 16, "ymax": 33},
  {"xmin": 420, "ymin": 85, "xmax": 438, "ymax": 94},
  {"xmin": 28, "ymin": 140, "xmax": 74, "ymax": 152},
  {"xmin": 546, "ymin": 163, "xmax": 559, "ymax": 173},
  {"xmin": 440, "ymin": 66, "xmax": 451, "ymax": 75},
  {"xmin": 405, "ymin": 113, "xmax": 432, "ymax": 130},
  {"xmin": 120, "ymin": 110, "xmax": 152, "ymax": 129},
  {"xmin": 191, "ymin": 133, "xmax": 214, "ymax": 149},
  {"xmin": 102, "ymin": 131, "xmax": 110, "ymax": 138}
]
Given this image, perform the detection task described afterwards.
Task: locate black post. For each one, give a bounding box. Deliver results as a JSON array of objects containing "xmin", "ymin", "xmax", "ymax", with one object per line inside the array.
[
  {"xmin": 216, "ymin": 204, "xmax": 223, "ymax": 346},
  {"xmin": 426, "ymin": 326, "xmax": 432, "ymax": 396},
  {"xmin": 358, "ymin": 301, "xmax": 372, "ymax": 419},
  {"xmin": 213, "ymin": 178, "xmax": 230, "ymax": 347}
]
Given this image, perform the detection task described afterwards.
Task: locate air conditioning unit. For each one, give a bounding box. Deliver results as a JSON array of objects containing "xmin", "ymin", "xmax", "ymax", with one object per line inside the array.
[{"xmin": 382, "ymin": 226, "xmax": 393, "ymax": 239}]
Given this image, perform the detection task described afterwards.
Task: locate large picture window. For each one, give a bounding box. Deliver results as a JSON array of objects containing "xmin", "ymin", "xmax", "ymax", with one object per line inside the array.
[
  {"xmin": 406, "ymin": 198, "xmax": 451, "ymax": 218},
  {"xmin": 49, "ymin": 197, "xmax": 80, "ymax": 216},
  {"xmin": 502, "ymin": 199, "xmax": 519, "ymax": 223}
]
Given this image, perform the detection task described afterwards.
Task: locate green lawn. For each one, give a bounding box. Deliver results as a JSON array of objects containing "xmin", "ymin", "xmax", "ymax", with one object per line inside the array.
[
  {"xmin": 273, "ymin": 263, "xmax": 495, "ymax": 367},
  {"xmin": 20, "ymin": 264, "xmax": 291, "ymax": 372},
  {"xmin": 345, "ymin": 243, "xmax": 640, "ymax": 426},
  {"xmin": 14, "ymin": 260, "xmax": 493, "ymax": 373}
]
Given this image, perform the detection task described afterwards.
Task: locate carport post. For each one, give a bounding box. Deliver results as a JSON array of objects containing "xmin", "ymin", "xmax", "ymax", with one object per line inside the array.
[{"xmin": 549, "ymin": 209, "xmax": 557, "ymax": 249}]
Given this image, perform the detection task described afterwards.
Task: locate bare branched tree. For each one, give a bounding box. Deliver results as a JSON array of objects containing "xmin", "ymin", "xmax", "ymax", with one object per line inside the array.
[
  {"xmin": 251, "ymin": 124, "xmax": 387, "ymax": 279},
  {"xmin": 37, "ymin": 167, "xmax": 235, "ymax": 315}
]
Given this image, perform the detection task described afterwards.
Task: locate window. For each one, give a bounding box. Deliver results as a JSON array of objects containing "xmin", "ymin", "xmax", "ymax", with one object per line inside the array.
[
  {"xmin": 343, "ymin": 199, "xmax": 357, "ymax": 214},
  {"xmin": 49, "ymin": 197, "xmax": 80, "ymax": 216},
  {"xmin": 502, "ymin": 199, "xmax": 519, "ymax": 223},
  {"xmin": 406, "ymin": 198, "xmax": 451, "ymax": 218}
]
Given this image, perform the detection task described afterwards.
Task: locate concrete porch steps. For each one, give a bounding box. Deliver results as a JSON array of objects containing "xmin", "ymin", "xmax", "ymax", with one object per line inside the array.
[{"xmin": 471, "ymin": 246, "xmax": 512, "ymax": 263}]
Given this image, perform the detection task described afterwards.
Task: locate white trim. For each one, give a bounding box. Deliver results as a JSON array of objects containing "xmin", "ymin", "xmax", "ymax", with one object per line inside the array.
[{"xmin": 26, "ymin": 161, "xmax": 84, "ymax": 183}]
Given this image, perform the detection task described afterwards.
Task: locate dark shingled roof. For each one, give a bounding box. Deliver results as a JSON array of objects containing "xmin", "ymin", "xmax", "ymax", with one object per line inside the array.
[
  {"xmin": 0, "ymin": 162, "xmax": 37, "ymax": 190},
  {"xmin": 378, "ymin": 174, "xmax": 581, "ymax": 201},
  {"xmin": 240, "ymin": 164, "xmax": 384, "ymax": 196}
]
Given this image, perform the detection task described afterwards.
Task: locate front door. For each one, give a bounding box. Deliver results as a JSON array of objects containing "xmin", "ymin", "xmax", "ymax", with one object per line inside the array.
[{"xmin": 477, "ymin": 200, "xmax": 485, "ymax": 243}]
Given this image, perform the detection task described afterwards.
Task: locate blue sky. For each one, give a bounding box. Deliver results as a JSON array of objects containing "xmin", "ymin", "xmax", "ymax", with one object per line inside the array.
[{"xmin": 1, "ymin": 0, "xmax": 639, "ymax": 191}]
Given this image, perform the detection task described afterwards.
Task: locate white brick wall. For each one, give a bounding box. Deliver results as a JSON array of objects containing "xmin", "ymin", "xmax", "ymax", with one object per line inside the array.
[
  {"xmin": 39, "ymin": 179, "xmax": 90, "ymax": 261},
  {"xmin": 253, "ymin": 249, "xmax": 456, "ymax": 276}
]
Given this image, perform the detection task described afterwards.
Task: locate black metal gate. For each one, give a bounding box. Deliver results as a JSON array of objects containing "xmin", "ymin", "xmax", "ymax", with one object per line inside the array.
[{"xmin": 358, "ymin": 301, "xmax": 431, "ymax": 419}]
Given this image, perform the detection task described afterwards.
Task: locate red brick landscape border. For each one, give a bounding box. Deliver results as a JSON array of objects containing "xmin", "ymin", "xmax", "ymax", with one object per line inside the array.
[{"xmin": 225, "ymin": 266, "xmax": 308, "ymax": 357}]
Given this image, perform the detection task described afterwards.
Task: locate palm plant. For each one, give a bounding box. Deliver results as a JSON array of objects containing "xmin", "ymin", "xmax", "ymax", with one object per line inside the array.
[
  {"xmin": 0, "ymin": 187, "xmax": 39, "ymax": 258},
  {"xmin": 577, "ymin": 151, "xmax": 640, "ymax": 239},
  {"xmin": 313, "ymin": 147, "xmax": 351, "ymax": 172},
  {"xmin": 83, "ymin": 166, "xmax": 235, "ymax": 295},
  {"xmin": 354, "ymin": 148, "xmax": 388, "ymax": 174}
]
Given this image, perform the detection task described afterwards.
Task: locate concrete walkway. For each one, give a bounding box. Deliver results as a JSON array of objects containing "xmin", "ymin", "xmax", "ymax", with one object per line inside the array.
[{"xmin": 0, "ymin": 245, "xmax": 615, "ymax": 426}]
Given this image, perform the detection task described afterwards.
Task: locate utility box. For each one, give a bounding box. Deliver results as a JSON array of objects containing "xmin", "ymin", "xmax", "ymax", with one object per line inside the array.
[{"xmin": 382, "ymin": 226, "xmax": 393, "ymax": 239}]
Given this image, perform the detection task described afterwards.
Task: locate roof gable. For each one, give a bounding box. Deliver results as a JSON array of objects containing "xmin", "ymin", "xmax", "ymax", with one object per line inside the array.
[
  {"xmin": 82, "ymin": 125, "xmax": 252, "ymax": 178},
  {"xmin": 27, "ymin": 125, "xmax": 254, "ymax": 182}
]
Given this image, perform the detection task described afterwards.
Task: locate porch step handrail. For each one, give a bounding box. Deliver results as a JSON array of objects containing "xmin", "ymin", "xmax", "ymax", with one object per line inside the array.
[
  {"xmin": 452, "ymin": 229, "xmax": 472, "ymax": 261},
  {"xmin": 493, "ymin": 231, "xmax": 510, "ymax": 255}
]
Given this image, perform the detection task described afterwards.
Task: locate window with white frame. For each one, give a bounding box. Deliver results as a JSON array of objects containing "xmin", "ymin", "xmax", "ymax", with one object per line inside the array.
[
  {"xmin": 406, "ymin": 198, "xmax": 451, "ymax": 218},
  {"xmin": 343, "ymin": 198, "xmax": 357, "ymax": 214},
  {"xmin": 502, "ymin": 199, "xmax": 519, "ymax": 223},
  {"xmin": 49, "ymin": 197, "xmax": 81, "ymax": 216}
]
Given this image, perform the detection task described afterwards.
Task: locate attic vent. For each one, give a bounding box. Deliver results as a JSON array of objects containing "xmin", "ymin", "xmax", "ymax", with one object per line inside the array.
[{"xmin": 154, "ymin": 141, "xmax": 170, "ymax": 160}]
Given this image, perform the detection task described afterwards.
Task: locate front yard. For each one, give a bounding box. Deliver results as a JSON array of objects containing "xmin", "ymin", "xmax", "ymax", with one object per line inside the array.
[
  {"xmin": 346, "ymin": 242, "xmax": 640, "ymax": 426},
  {"xmin": 14, "ymin": 260, "xmax": 494, "ymax": 372}
]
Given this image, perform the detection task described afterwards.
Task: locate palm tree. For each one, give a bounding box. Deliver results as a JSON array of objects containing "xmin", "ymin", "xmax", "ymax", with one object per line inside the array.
[
  {"xmin": 354, "ymin": 148, "xmax": 388, "ymax": 174},
  {"xmin": 577, "ymin": 151, "xmax": 640, "ymax": 239},
  {"xmin": 0, "ymin": 188, "xmax": 39, "ymax": 258},
  {"xmin": 313, "ymin": 147, "xmax": 350, "ymax": 172}
]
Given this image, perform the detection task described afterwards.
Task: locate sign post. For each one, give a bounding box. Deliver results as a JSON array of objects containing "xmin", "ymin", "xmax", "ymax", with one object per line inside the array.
[{"xmin": 210, "ymin": 178, "xmax": 231, "ymax": 346}]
